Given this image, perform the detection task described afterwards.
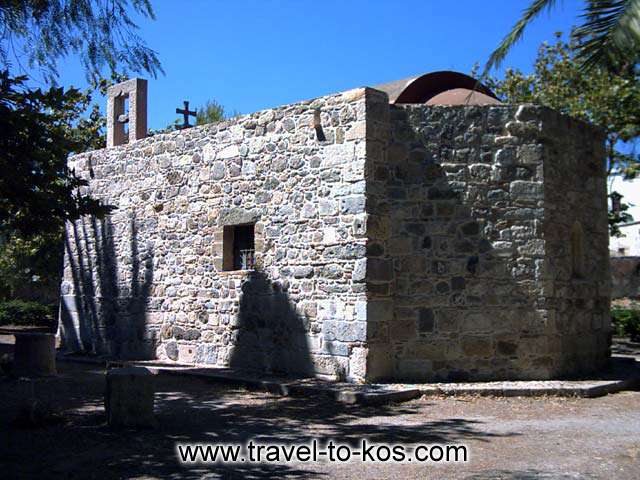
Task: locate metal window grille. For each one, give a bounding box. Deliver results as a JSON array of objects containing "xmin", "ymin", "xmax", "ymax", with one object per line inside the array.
[{"xmin": 239, "ymin": 249, "xmax": 255, "ymax": 270}]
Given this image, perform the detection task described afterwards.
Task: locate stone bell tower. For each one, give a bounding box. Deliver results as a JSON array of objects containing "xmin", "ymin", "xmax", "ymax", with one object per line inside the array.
[{"xmin": 106, "ymin": 78, "xmax": 148, "ymax": 147}]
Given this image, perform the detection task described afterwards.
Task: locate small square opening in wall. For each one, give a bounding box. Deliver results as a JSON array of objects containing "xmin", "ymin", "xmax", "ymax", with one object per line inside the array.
[{"xmin": 223, "ymin": 224, "xmax": 255, "ymax": 271}]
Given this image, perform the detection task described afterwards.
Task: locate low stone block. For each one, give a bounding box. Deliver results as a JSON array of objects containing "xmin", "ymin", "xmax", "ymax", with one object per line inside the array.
[
  {"xmin": 105, "ymin": 367, "xmax": 156, "ymax": 428},
  {"xmin": 13, "ymin": 333, "xmax": 56, "ymax": 377}
]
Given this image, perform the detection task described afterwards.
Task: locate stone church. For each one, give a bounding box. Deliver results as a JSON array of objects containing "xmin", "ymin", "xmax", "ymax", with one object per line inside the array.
[{"xmin": 59, "ymin": 71, "xmax": 611, "ymax": 382}]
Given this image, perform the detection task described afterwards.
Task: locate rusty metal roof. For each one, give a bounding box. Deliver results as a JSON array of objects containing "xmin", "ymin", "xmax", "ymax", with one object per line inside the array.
[
  {"xmin": 425, "ymin": 87, "xmax": 501, "ymax": 106},
  {"xmin": 374, "ymin": 70, "xmax": 501, "ymax": 105}
]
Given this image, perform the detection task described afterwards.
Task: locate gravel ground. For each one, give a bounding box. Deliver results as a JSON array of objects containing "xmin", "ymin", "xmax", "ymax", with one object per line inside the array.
[{"xmin": 1, "ymin": 361, "xmax": 639, "ymax": 480}]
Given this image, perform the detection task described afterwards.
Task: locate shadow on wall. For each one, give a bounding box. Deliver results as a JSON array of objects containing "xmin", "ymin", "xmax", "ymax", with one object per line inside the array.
[
  {"xmin": 373, "ymin": 105, "xmax": 609, "ymax": 381},
  {"xmin": 229, "ymin": 268, "xmax": 313, "ymax": 377},
  {"xmin": 60, "ymin": 211, "xmax": 154, "ymax": 359},
  {"xmin": 1, "ymin": 364, "xmax": 517, "ymax": 479}
]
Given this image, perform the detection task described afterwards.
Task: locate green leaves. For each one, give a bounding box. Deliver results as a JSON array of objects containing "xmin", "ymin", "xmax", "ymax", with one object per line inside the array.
[
  {"xmin": 0, "ymin": 299, "xmax": 55, "ymax": 326},
  {"xmin": 486, "ymin": 0, "xmax": 640, "ymax": 75},
  {"xmin": 0, "ymin": 70, "xmax": 116, "ymax": 300},
  {"xmin": 0, "ymin": 0, "xmax": 163, "ymax": 82},
  {"xmin": 576, "ymin": 0, "xmax": 640, "ymax": 71},
  {"xmin": 484, "ymin": 34, "xmax": 640, "ymax": 235},
  {"xmin": 0, "ymin": 232, "xmax": 63, "ymax": 302},
  {"xmin": 611, "ymin": 307, "xmax": 640, "ymax": 338},
  {"xmin": 0, "ymin": 70, "xmax": 114, "ymax": 239},
  {"xmin": 484, "ymin": 0, "xmax": 559, "ymax": 75},
  {"xmin": 196, "ymin": 100, "xmax": 227, "ymax": 126}
]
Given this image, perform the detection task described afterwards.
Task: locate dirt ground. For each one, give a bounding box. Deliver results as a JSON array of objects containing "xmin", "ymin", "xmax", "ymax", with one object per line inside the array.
[{"xmin": 0, "ymin": 361, "xmax": 639, "ymax": 480}]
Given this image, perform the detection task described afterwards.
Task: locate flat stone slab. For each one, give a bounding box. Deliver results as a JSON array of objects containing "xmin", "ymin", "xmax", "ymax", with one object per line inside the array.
[
  {"xmin": 155, "ymin": 370, "xmax": 423, "ymax": 405},
  {"xmin": 105, "ymin": 366, "xmax": 156, "ymax": 428},
  {"xmin": 416, "ymin": 378, "xmax": 639, "ymax": 398},
  {"xmin": 57, "ymin": 354, "xmax": 640, "ymax": 403},
  {"xmin": 0, "ymin": 326, "xmax": 54, "ymax": 334}
]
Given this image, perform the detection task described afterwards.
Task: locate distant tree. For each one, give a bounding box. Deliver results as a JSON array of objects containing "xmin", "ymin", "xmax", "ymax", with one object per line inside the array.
[
  {"xmin": 0, "ymin": 71, "xmax": 114, "ymax": 237},
  {"xmin": 148, "ymin": 99, "xmax": 237, "ymax": 134},
  {"xmin": 485, "ymin": 0, "xmax": 640, "ymax": 75},
  {"xmin": 0, "ymin": 1, "xmax": 162, "ymax": 303},
  {"xmin": 0, "ymin": 0, "xmax": 163, "ymax": 82},
  {"xmin": 0, "ymin": 71, "xmax": 121, "ymax": 301},
  {"xmin": 196, "ymin": 100, "xmax": 226, "ymax": 125},
  {"xmin": 0, "ymin": 231, "xmax": 62, "ymax": 301},
  {"xmin": 481, "ymin": 33, "xmax": 640, "ymax": 235},
  {"xmin": 196, "ymin": 100, "xmax": 239, "ymax": 125}
]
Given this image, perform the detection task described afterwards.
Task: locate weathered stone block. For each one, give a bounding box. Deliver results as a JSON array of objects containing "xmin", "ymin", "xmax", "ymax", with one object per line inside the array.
[
  {"xmin": 178, "ymin": 344, "xmax": 196, "ymax": 363},
  {"xmin": 195, "ymin": 344, "xmax": 218, "ymax": 364},
  {"xmin": 322, "ymin": 340, "xmax": 350, "ymax": 356},
  {"xmin": 340, "ymin": 195, "xmax": 366, "ymax": 214},
  {"xmin": 13, "ymin": 333, "xmax": 56, "ymax": 377},
  {"xmin": 165, "ymin": 341, "xmax": 178, "ymax": 361},
  {"xmin": 293, "ymin": 266, "xmax": 314, "ymax": 278},
  {"xmin": 352, "ymin": 258, "xmax": 366, "ymax": 282},
  {"xmin": 461, "ymin": 336, "xmax": 493, "ymax": 357},
  {"xmin": 494, "ymin": 148, "xmax": 515, "ymax": 166},
  {"xmin": 323, "ymin": 321, "xmax": 366, "ymax": 342},
  {"xmin": 367, "ymin": 300, "xmax": 393, "ymax": 323},
  {"xmin": 105, "ymin": 367, "xmax": 155, "ymax": 428},
  {"xmin": 397, "ymin": 359, "xmax": 433, "ymax": 381},
  {"xmin": 418, "ymin": 308, "xmax": 435, "ymax": 332},
  {"xmin": 348, "ymin": 346, "xmax": 368, "ymax": 380},
  {"xmin": 318, "ymin": 199, "xmax": 338, "ymax": 216},
  {"xmin": 218, "ymin": 145, "xmax": 239, "ymax": 160},
  {"xmin": 367, "ymin": 258, "xmax": 393, "ymax": 282},
  {"xmin": 510, "ymin": 180, "xmax": 543, "ymax": 198}
]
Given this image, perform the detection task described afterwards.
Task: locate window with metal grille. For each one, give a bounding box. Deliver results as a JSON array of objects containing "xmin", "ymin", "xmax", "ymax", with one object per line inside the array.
[{"xmin": 223, "ymin": 224, "xmax": 255, "ymax": 271}]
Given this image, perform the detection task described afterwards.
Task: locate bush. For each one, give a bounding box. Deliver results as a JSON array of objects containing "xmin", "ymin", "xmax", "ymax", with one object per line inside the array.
[
  {"xmin": 0, "ymin": 300, "xmax": 55, "ymax": 327},
  {"xmin": 611, "ymin": 308, "xmax": 640, "ymax": 341}
]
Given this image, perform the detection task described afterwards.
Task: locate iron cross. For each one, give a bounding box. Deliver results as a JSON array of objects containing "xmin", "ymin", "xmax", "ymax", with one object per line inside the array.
[{"xmin": 176, "ymin": 100, "xmax": 197, "ymax": 129}]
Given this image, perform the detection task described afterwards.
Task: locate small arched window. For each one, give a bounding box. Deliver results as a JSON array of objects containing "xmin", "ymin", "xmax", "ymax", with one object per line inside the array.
[{"xmin": 570, "ymin": 222, "xmax": 585, "ymax": 279}]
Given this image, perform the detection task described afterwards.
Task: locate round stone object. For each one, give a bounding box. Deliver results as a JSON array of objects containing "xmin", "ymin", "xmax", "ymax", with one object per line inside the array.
[
  {"xmin": 105, "ymin": 367, "xmax": 156, "ymax": 428},
  {"xmin": 13, "ymin": 332, "xmax": 57, "ymax": 377}
]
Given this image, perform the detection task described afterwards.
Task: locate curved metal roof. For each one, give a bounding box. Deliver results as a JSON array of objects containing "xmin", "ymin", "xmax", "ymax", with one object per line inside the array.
[{"xmin": 374, "ymin": 70, "xmax": 501, "ymax": 105}]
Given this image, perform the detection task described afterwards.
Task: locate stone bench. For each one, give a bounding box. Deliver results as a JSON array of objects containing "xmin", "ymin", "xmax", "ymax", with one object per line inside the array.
[
  {"xmin": 105, "ymin": 367, "xmax": 156, "ymax": 428},
  {"xmin": 12, "ymin": 332, "xmax": 57, "ymax": 377}
]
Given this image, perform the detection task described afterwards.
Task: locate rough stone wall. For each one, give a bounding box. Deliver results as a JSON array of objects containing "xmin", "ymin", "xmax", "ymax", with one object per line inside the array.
[
  {"xmin": 60, "ymin": 88, "xmax": 377, "ymax": 380},
  {"xmin": 60, "ymin": 85, "xmax": 611, "ymax": 382},
  {"xmin": 364, "ymin": 102, "xmax": 610, "ymax": 381},
  {"xmin": 538, "ymin": 109, "xmax": 610, "ymax": 375}
]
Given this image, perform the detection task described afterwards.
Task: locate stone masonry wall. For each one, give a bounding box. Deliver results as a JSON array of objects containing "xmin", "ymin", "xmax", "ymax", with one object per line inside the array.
[
  {"xmin": 540, "ymin": 110, "xmax": 610, "ymax": 374},
  {"xmin": 60, "ymin": 88, "xmax": 378, "ymax": 381},
  {"xmin": 363, "ymin": 102, "xmax": 610, "ymax": 381}
]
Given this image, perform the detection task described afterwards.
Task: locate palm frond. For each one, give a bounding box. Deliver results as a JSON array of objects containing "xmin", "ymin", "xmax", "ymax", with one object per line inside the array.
[
  {"xmin": 575, "ymin": 0, "xmax": 640, "ymax": 71},
  {"xmin": 483, "ymin": 0, "xmax": 559, "ymax": 76}
]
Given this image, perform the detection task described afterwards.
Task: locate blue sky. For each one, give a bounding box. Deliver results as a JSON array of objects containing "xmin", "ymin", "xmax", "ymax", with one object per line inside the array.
[{"xmin": 45, "ymin": 0, "xmax": 585, "ymax": 130}]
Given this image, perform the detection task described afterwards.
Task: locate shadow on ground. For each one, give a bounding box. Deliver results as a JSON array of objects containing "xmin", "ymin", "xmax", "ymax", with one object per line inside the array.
[{"xmin": 0, "ymin": 363, "xmax": 516, "ymax": 479}]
